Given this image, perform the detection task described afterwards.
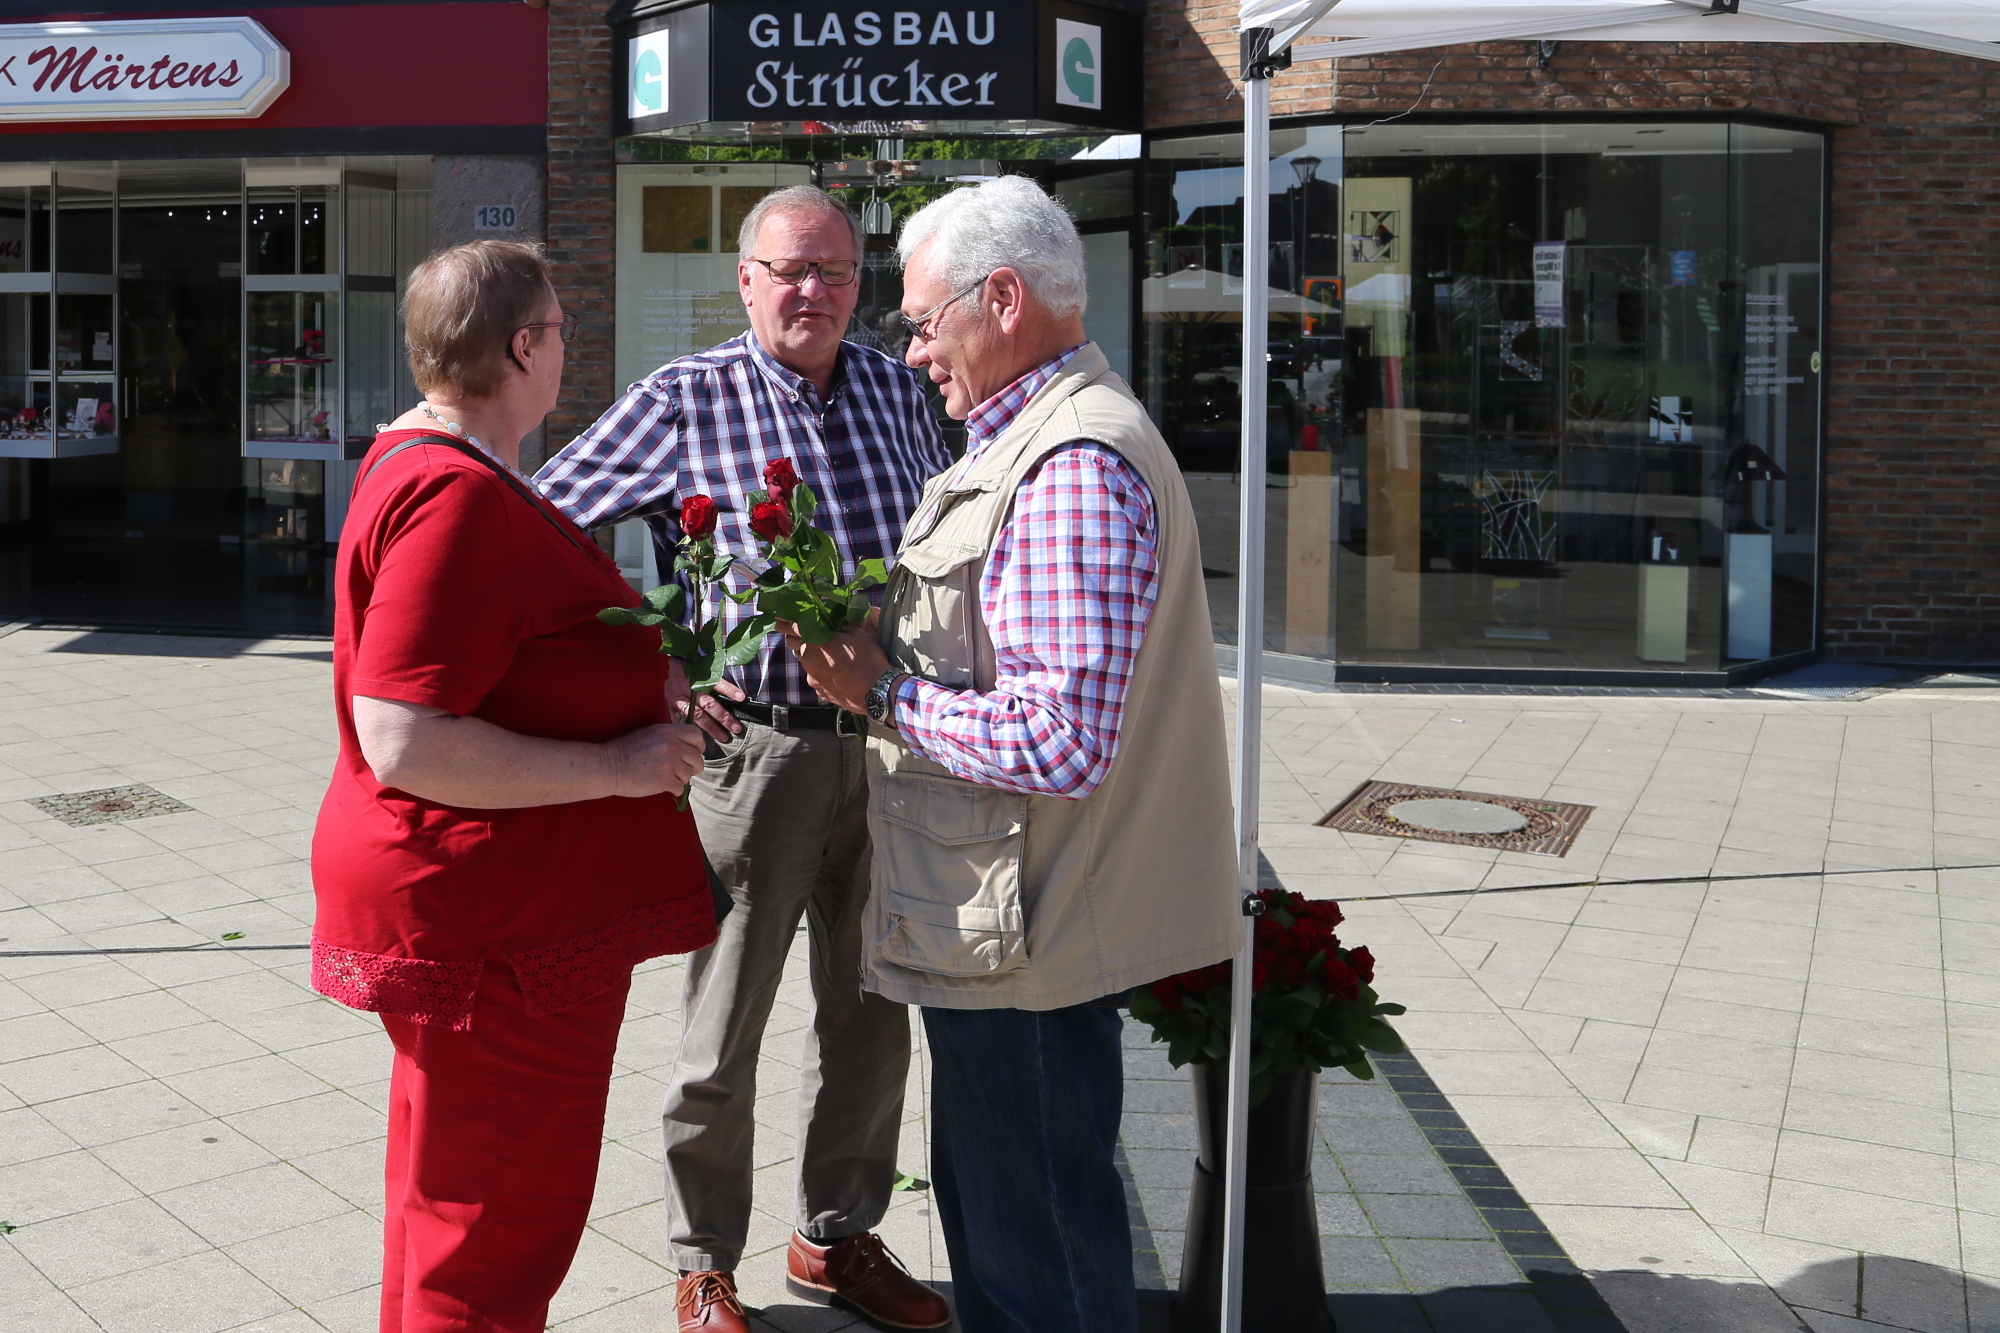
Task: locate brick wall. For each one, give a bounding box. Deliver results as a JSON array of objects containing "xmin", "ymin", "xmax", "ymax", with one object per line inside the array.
[
  {"xmin": 1142, "ymin": 1, "xmax": 2000, "ymax": 663},
  {"xmin": 543, "ymin": 0, "xmax": 620, "ymax": 469},
  {"xmin": 1824, "ymin": 54, "xmax": 2000, "ymax": 661}
]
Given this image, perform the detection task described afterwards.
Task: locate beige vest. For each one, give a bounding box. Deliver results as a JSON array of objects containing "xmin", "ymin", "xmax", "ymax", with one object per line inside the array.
[{"xmin": 862, "ymin": 343, "xmax": 1240, "ymax": 1010}]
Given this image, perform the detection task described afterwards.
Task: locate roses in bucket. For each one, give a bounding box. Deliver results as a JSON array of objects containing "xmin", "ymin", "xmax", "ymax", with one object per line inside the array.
[{"xmin": 1129, "ymin": 889, "xmax": 1406, "ymax": 1107}]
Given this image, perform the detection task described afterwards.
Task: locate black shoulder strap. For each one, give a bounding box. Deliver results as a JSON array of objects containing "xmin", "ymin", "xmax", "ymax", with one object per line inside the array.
[{"xmin": 356, "ymin": 433, "xmax": 592, "ymax": 555}]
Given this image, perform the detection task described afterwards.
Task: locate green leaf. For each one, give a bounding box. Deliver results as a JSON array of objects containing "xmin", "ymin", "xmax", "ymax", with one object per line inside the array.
[
  {"xmin": 642, "ymin": 583, "xmax": 686, "ymax": 616},
  {"xmin": 842, "ymin": 590, "xmax": 872, "ymax": 627},
  {"xmin": 1376, "ymin": 1002, "xmax": 1408, "ymax": 1016},
  {"xmin": 858, "ymin": 556, "xmax": 889, "ymax": 585},
  {"xmin": 717, "ymin": 615, "xmax": 775, "ymax": 668},
  {"xmin": 792, "ymin": 482, "xmax": 819, "ymax": 529},
  {"xmin": 756, "ymin": 582, "xmax": 819, "ymax": 623},
  {"xmin": 221, "ymin": 932, "xmax": 245, "ymax": 941},
  {"xmin": 891, "ymin": 1170, "xmax": 930, "ymax": 1193},
  {"xmin": 598, "ymin": 606, "xmax": 637, "ymax": 625},
  {"xmin": 1356, "ymin": 1018, "xmax": 1405, "ymax": 1054},
  {"xmin": 1342, "ymin": 1058, "xmax": 1376, "ymax": 1080},
  {"xmin": 659, "ymin": 623, "xmax": 701, "ymax": 660},
  {"xmin": 0, "ymin": 1221, "xmax": 15, "ymax": 1235}
]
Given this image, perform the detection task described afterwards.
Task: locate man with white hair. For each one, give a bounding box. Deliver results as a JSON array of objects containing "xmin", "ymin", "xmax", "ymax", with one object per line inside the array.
[
  {"xmin": 787, "ymin": 176, "xmax": 1240, "ymax": 1331},
  {"xmin": 537, "ymin": 186, "xmax": 951, "ymax": 1333}
]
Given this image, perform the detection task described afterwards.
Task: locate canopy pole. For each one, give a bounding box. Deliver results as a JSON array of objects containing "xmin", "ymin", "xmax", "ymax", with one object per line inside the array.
[{"xmin": 1222, "ymin": 26, "xmax": 1283, "ymax": 1333}]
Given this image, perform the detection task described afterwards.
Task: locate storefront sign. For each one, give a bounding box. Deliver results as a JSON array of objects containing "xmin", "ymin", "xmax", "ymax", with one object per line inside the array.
[
  {"xmin": 620, "ymin": 1, "xmax": 1139, "ymax": 133},
  {"xmin": 0, "ymin": 18, "xmax": 290, "ymax": 122}
]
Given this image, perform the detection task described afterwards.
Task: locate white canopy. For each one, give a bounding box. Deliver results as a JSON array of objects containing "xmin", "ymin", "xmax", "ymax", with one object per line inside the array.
[
  {"xmin": 1204, "ymin": 5, "xmax": 1998, "ymax": 1333},
  {"xmin": 1240, "ymin": 0, "xmax": 2000, "ymax": 62}
]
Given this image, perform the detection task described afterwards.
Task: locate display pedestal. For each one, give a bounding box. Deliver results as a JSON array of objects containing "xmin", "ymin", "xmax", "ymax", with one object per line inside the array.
[
  {"xmin": 1637, "ymin": 564, "xmax": 1690, "ymax": 662},
  {"xmin": 1726, "ymin": 532, "xmax": 1774, "ymax": 659},
  {"xmin": 1364, "ymin": 408, "xmax": 1422, "ymax": 649},
  {"xmin": 1173, "ymin": 1066, "xmax": 1331, "ymax": 1333},
  {"xmin": 1286, "ymin": 450, "xmax": 1335, "ymax": 655}
]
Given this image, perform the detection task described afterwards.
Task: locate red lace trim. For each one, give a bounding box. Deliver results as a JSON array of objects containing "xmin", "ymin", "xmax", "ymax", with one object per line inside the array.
[
  {"xmin": 513, "ymin": 894, "xmax": 718, "ymax": 1016},
  {"xmin": 311, "ymin": 895, "xmax": 716, "ymax": 1029},
  {"xmin": 311, "ymin": 943, "xmax": 484, "ymax": 1031}
]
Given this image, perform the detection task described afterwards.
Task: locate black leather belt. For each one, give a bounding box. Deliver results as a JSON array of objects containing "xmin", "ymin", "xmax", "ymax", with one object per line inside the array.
[{"xmin": 724, "ymin": 698, "xmax": 860, "ymax": 734}]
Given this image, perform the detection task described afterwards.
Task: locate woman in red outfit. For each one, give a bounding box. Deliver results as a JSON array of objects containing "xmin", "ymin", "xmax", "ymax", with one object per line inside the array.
[{"xmin": 310, "ymin": 240, "xmax": 715, "ymax": 1333}]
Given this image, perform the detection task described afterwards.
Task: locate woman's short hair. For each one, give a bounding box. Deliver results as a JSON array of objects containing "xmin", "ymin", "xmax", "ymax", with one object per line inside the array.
[
  {"xmin": 403, "ymin": 240, "xmax": 555, "ymax": 397},
  {"xmin": 736, "ymin": 184, "xmax": 864, "ymax": 261},
  {"xmin": 895, "ymin": 176, "xmax": 1086, "ymax": 318}
]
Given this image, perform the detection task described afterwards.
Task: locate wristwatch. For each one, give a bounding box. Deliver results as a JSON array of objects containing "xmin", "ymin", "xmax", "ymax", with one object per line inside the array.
[{"xmin": 865, "ymin": 669, "xmax": 908, "ymax": 724}]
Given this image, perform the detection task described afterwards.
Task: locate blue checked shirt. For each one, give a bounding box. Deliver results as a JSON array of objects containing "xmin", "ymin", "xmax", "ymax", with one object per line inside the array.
[{"xmin": 535, "ymin": 333, "xmax": 950, "ymax": 706}]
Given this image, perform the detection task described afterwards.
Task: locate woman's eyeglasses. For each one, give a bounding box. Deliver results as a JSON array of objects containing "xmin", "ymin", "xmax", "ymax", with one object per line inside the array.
[
  {"xmin": 748, "ymin": 258, "xmax": 860, "ymax": 287},
  {"xmin": 520, "ymin": 312, "xmax": 580, "ymax": 343},
  {"xmin": 898, "ymin": 276, "xmax": 990, "ymax": 343}
]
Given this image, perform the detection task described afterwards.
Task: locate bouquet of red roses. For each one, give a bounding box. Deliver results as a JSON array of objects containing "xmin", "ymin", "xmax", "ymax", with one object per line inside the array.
[
  {"xmin": 1128, "ymin": 888, "xmax": 1406, "ymax": 1106},
  {"xmin": 599, "ymin": 491, "xmax": 775, "ymax": 696},
  {"xmin": 743, "ymin": 458, "xmax": 888, "ymax": 645}
]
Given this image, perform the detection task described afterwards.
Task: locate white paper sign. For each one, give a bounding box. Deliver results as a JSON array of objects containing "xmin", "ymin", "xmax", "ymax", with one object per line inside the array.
[
  {"xmin": 0, "ymin": 17, "xmax": 289, "ymax": 122},
  {"xmin": 1533, "ymin": 241, "xmax": 1565, "ymax": 329}
]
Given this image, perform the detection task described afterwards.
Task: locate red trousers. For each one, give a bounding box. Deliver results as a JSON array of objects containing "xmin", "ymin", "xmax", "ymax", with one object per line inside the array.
[{"xmin": 379, "ymin": 963, "xmax": 630, "ymax": 1333}]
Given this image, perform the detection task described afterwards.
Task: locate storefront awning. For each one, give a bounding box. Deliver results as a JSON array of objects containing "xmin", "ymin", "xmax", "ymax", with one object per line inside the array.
[{"xmin": 1240, "ymin": 0, "xmax": 2000, "ymax": 63}]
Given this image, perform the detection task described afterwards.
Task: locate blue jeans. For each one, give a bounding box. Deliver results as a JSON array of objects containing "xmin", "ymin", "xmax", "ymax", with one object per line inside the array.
[{"xmin": 922, "ymin": 1002, "xmax": 1137, "ymax": 1333}]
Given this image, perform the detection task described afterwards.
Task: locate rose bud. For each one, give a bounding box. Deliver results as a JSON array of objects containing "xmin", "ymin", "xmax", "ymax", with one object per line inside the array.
[
  {"xmin": 763, "ymin": 457, "xmax": 801, "ymax": 501},
  {"xmin": 680, "ymin": 493, "xmax": 719, "ymax": 540},
  {"xmin": 749, "ymin": 499, "xmax": 793, "ymax": 541}
]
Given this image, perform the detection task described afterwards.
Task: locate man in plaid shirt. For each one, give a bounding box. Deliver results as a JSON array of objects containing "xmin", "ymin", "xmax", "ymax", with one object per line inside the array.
[{"xmin": 535, "ymin": 186, "xmax": 951, "ymax": 1333}]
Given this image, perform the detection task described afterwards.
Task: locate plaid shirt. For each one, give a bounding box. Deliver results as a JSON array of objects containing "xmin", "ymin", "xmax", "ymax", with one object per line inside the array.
[
  {"xmin": 893, "ymin": 345, "xmax": 1162, "ymax": 799},
  {"xmin": 535, "ymin": 333, "xmax": 950, "ymax": 706}
]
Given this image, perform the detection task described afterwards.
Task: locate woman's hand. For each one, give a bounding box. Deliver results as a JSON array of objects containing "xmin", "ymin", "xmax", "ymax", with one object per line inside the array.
[{"xmin": 605, "ymin": 722, "xmax": 707, "ymax": 798}]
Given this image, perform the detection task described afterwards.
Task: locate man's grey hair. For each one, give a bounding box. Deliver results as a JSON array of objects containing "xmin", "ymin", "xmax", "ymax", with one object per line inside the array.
[
  {"xmin": 737, "ymin": 184, "xmax": 864, "ymax": 260},
  {"xmin": 896, "ymin": 176, "xmax": 1087, "ymax": 319}
]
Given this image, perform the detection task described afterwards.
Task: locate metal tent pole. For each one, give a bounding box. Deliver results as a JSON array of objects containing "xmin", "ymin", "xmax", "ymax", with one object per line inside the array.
[{"xmin": 1221, "ymin": 30, "xmax": 1279, "ymax": 1333}]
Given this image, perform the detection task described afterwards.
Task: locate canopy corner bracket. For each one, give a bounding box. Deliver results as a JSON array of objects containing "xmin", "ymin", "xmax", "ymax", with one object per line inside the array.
[{"xmin": 1241, "ymin": 26, "xmax": 1294, "ymax": 80}]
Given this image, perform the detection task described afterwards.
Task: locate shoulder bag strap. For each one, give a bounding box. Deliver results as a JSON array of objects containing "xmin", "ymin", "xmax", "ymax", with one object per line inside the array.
[{"xmin": 355, "ymin": 434, "xmax": 593, "ymax": 556}]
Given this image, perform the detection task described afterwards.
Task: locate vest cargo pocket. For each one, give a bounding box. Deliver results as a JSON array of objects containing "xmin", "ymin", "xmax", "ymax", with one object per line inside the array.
[{"xmin": 873, "ymin": 769, "xmax": 1029, "ymax": 978}]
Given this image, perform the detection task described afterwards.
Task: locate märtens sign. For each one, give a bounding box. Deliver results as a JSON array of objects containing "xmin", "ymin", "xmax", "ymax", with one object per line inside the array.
[
  {"xmin": 0, "ymin": 18, "xmax": 290, "ymax": 122},
  {"xmin": 620, "ymin": 1, "xmax": 1138, "ymax": 132}
]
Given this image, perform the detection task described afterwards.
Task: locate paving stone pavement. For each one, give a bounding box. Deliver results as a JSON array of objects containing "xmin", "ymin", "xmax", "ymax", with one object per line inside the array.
[{"xmin": 0, "ymin": 625, "xmax": 1996, "ymax": 1332}]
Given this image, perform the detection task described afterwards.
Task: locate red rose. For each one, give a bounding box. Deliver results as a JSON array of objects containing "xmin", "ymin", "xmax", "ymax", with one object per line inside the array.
[
  {"xmin": 1151, "ymin": 976, "xmax": 1183, "ymax": 1012},
  {"xmin": 680, "ymin": 493, "xmax": 718, "ymax": 540},
  {"xmin": 1319, "ymin": 956, "xmax": 1360, "ymax": 1001},
  {"xmin": 749, "ymin": 499, "xmax": 793, "ymax": 542},
  {"xmin": 1252, "ymin": 958, "xmax": 1271, "ymax": 992},
  {"xmin": 1346, "ymin": 946, "xmax": 1376, "ymax": 984},
  {"xmin": 1300, "ymin": 899, "xmax": 1344, "ymax": 929},
  {"xmin": 763, "ymin": 457, "xmax": 801, "ymax": 501}
]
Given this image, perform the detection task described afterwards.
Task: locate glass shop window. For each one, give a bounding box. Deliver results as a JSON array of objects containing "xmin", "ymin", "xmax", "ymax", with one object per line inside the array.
[{"xmin": 1140, "ymin": 122, "xmax": 1825, "ymax": 675}]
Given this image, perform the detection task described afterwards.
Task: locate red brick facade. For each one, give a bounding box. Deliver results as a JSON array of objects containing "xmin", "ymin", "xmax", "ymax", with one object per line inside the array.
[
  {"xmin": 544, "ymin": 0, "xmax": 621, "ymax": 469},
  {"xmin": 1141, "ymin": 9, "xmax": 2000, "ymax": 663}
]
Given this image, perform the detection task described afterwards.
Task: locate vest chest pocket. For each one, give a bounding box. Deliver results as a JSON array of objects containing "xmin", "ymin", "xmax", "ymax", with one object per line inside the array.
[
  {"xmin": 873, "ymin": 769, "xmax": 1030, "ymax": 978},
  {"xmin": 886, "ymin": 540, "xmax": 984, "ymax": 689}
]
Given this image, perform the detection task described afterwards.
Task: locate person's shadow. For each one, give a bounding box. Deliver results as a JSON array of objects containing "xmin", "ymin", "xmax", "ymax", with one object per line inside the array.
[{"xmin": 1127, "ymin": 1253, "xmax": 1997, "ymax": 1333}]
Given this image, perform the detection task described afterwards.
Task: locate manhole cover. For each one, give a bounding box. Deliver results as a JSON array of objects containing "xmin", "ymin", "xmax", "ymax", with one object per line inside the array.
[
  {"xmin": 1387, "ymin": 797, "xmax": 1528, "ymax": 835},
  {"xmin": 1319, "ymin": 782, "xmax": 1594, "ymax": 857},
  {"xmin": 28, "ymin": 784, "xmax": 194, "ymax": 828}
]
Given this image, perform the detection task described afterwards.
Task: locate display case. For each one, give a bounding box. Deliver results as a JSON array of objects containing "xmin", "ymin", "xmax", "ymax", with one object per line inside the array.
[
  {"xmin": 241, "ymin": 166, "xmax": 400, "ymax": 462},
  {"xmin": 0, "ymin": 169, "xmax": 119, "ymax": 459}
]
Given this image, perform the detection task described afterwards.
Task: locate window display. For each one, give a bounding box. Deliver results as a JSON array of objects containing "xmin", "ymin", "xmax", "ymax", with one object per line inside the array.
[
  {"xmin": 0, "ymin": 171, "xmax": 119, "ymax": 459},
  {"xmin": 1142, "ymin": 121, "xmax": 1824, "ymax": 677}
]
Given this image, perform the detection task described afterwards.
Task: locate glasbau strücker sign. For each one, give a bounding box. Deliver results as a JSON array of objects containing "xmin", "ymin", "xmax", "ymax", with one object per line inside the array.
[
  {"xmin": 0, "ymin": 17, "xmax": 290, "ymax": 122},
  {"xmin": 620, "ymin": 1, "xmax": 1139, "ymax": 132}
]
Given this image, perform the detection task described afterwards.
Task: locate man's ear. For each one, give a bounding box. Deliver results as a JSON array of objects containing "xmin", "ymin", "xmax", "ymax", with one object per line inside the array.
[{"xmin": 991, "ymin": 268, "xmax": 1028, "ymax": 335}]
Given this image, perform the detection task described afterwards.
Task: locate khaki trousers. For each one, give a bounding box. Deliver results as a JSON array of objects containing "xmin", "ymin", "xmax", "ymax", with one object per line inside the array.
[{"xmin": 665, "ymin": 719, "xmax": 910, "ymax": 1272}]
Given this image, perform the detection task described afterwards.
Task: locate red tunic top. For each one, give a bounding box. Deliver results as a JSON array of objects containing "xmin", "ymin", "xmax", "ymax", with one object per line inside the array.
[{"xmin": 310, "ymin": 430, "xmax": 715, "ymax": 1029}]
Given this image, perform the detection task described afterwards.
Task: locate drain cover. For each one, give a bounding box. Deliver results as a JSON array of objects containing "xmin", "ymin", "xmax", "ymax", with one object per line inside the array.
[
  {"xmin": 1387, "ymin": 798, "xmax": 1528, "ymax": 835},
  {"xmin": 28, "ymin": 784, "xmax": 194, "ymax": 828},
  {"xmin": 1320, "ymin": 781, "xmax": 1594, "ymax": 857}
]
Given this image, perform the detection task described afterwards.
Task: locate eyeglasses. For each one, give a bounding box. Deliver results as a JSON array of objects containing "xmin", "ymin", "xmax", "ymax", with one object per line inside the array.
[
  {"xmin": 520, "ymin": 312, "xmax": 580, "ymax": 343},
  {"xmin": 747, "ymin": 258, "xmax": 860, "ymax": 287},
  {"xmin": 898, "ymin": 276, "xmax": 990, "ymax": 343}
]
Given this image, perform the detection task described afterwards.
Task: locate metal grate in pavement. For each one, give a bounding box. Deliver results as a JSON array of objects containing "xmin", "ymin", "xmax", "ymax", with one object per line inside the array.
[
  {"xmin": 1320, "ymin": 781, "xmax": 1594, "ymax": 857},
  {"xmin": 26, "ymin": 783, "xmax": 194, "ymax": 827}
]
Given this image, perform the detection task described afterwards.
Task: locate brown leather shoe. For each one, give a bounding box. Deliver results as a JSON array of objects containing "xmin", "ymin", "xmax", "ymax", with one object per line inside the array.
[
  {"xmin": 786, "ymin": 1231, "xmax": 951, "ymax": 1329},
  {"xmin": 676, "ymin": 1271, "xmax": 750, "ymax": 1333}
]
